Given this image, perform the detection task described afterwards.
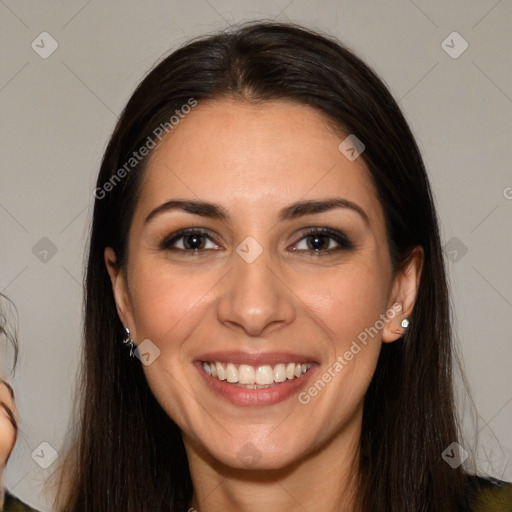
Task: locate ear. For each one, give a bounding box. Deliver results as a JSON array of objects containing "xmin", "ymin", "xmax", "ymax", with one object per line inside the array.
[
  {"xmin": 104, "ymin": 247, "xmax": 136, "ymax": 339},
  {"xmin": 382, "ymin": 246, "xmax": 424, "ymax": 343}
]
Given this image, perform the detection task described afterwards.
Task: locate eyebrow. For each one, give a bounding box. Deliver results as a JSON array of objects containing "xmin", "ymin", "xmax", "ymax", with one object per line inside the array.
[{"xmin": 144, "ymin": 198, "xmax": 369, "ymax": 226}]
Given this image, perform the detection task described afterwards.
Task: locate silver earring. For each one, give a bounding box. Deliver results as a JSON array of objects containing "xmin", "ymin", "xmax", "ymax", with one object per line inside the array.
[
  {"xmin": 122, "ymin": 327, "xmax": 135, "ymax": 357},
  {"xmin": 401, "ymin": 318, "xmax": 409, "ymax": 329}
]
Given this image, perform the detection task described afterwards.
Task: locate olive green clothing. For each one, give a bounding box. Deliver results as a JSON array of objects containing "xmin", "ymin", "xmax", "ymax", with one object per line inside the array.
[
  {"xmin": 471, "ymin": 476, "xmax": 512, "ymax": 512},
  {"xmin": 1, "ymin": 476, "xmax": 510, "ymax": 510},
  {"xmin": 2, "ymin": 491, "xmax": 39, "ymax": 512}
]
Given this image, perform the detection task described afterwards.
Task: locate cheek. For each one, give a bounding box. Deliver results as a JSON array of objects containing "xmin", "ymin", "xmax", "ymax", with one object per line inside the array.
[
  {"xmin": 0, "ymin": 415, "xmax": 16, "ymax": 466},
  {"xmin": 293, "ymin": 260, "xmax": 387, "ymax": 411},
  {"xmin": 300, "ymin": 260, "xmax": 389, "ymax": 348},
  {"xmin": 128, "ymin": 259, "xmax": 217, "ymax": 352}
]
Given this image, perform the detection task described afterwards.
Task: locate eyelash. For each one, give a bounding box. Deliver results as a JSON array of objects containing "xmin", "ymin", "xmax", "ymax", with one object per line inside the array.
[{"xmin": 159, "ymin": 227, "xmax": 354, "ymax": 256}]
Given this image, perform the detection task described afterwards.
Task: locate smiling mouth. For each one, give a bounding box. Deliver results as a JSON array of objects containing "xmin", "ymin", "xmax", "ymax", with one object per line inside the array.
[{"xmin": 201, "ymin": 361, "xmax": 313, "ymax": 388}]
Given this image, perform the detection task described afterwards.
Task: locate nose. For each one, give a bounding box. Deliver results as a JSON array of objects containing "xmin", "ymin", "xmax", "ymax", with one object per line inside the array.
[{"xmin": 216, "ymin": 246, "xmax": 296, "ymax": 337}]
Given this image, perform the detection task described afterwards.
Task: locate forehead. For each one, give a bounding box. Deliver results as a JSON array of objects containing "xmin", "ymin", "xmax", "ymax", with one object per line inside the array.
[{"xmin": 137, "ymin": 99, "xmax": 381, "ymax": 222}]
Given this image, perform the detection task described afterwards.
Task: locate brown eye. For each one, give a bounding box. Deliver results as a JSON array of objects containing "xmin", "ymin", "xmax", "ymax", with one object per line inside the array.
[
  {"xmin": 291, "ymin": 228, "xmax": 354, "ymax": 254},
  {"xmin": 160, "ymin": 228, "xmax": 221, "ymax": 252}
]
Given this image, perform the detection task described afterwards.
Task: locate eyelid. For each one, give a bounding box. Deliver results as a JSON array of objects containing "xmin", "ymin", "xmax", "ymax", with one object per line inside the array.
[
  {"xmin": 290, "ymin": 227, "xmax": 354, "ymax": 252},
  {"xmin": 159, "ymin": 227, "xmax": 222, "ymax": 250},
  {"xmin": 160, "ymin": 226, "xmax": 354, "ymax": 254}
]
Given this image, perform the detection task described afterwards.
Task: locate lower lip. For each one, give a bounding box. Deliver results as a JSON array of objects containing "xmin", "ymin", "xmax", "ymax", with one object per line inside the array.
[{"xmin": 195, "ymin": 362, "xmax": 317, "ymax": 407}]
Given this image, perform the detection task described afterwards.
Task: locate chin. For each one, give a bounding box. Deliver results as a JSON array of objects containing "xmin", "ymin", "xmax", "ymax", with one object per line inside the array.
[{"xmin": 195, "ymin": 430, "xmax": 311, "ymax": 473}]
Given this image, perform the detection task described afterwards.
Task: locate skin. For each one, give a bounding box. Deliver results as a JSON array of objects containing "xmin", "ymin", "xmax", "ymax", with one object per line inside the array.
[
  {"xmin": 0, "ymin": 379, "xmax": 17, "ymax": 509},
  {"xmin": 105, "ymin": 99, "xmax": 423, "ymax": 512}
]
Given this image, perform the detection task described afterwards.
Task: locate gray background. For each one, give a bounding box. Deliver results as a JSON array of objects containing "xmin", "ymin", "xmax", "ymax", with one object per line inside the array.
[{"xmin": 0, "ymin": 1, "xmax": 511, "ymax": 510}]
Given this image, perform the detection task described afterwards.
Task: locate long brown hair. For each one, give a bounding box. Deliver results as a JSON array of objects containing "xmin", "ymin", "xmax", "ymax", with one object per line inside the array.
[{"xmin": 53, "ymin": 21, "xmax": 480, "ymax": 511}]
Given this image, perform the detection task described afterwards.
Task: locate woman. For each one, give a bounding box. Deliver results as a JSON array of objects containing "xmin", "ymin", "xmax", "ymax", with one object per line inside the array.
[
  {"xmin": 1, "ymin": 381, "xmax": 41, "ymax": 512},
  {"xmin": 1, "ymin": 295, "xmax": 40, "ymax": 512},
  {"xmin": 53, "ymin": 21, "xmax": 511, "ymax": 511},
  {"xmin": 0, "ymin": 379, "xmax": 17, "ymax": 511}
]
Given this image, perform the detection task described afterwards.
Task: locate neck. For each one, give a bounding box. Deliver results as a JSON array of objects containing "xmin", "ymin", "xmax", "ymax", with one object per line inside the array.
[{"xmin": 185, "ymin": 407, "xmax": 362, "ymax": 512}]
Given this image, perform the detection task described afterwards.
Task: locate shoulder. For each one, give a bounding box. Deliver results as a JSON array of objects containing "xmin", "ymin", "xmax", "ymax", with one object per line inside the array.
[
  {"xmin": 3, "ymin": 490, "xmax": 41, "ymax": 512},
  {"xmin": 465, "ymin": 474, "xmax": 512, "ymax": 512}
]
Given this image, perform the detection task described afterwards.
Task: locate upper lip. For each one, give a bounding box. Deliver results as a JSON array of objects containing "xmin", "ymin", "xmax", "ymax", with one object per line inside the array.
[{"xmin": 195, "ymin": 351, "xmax": 318, "ymax": 366}]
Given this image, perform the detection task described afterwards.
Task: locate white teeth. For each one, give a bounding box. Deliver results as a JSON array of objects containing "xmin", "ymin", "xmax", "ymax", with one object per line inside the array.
[
  {"xmin": 225, "ymin": 362, "xmax": 238, "ymax": 383},
  {"xmin": 215, "ymin": 362, "xmax": 225, "ymax": 380},
  {"xmin": 238, "ymin": 364, "xmax": 255, "ymax": 385},
  {"xmin": 202, "ymin": 361, "xmax": 313, "ymax": 385},
  {"xmin": 273, "ymin": 363, "xmax": 286, "ymax": 383},
  {"xmin": 255, "ymin": 365, "xmax": 274, "ymax": 385}
]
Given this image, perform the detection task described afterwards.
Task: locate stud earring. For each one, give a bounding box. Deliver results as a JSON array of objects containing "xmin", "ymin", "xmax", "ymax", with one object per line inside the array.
[
  {"xmin": 401, "ymin": 318, "xmax": 409, "ymax": 329},
  {"xmin": 122, "ymin": 327, "xmax": 136, "ymax": 357}
]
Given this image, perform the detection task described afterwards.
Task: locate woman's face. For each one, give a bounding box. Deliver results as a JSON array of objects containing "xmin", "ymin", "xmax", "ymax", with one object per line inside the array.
[
  {"xmin": 0, "ymin": 380, "xmax": 17, "ymax": 468},
  {"xmin": 106, "ymin": 99, "xmax": 421, "ymax": 471}
]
